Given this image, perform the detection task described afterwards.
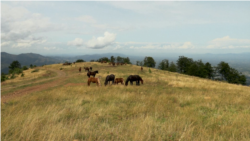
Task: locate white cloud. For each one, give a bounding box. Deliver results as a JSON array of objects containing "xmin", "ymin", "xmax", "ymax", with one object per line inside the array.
[
  {"xmin": 1, "ymin": 3, "xmax": 60, "ymax": 48},
  {"xmin": 67, "ymin": 32, "xmax": 116, "ymax": 49},
  {"xmin": 76, "ymin": 15, "xmax": 96, "ymax": 23},
  {"xmin": 207, "ymin": 36, "xmax": 250, "ymax": 49},
  {"xmin": 1, "ymin": 42, "xmax": 11, "ymax": 47},
  {"xmin": 12, "ymin": 37, "xmax": 46, "ymax": 48},
  {"xmin": 85, "ymin": 32, "xmax": 116, "ymax": 49},
  {"xmin": 44, "ymin": 47, "xmax": 59, "ymax": 50},
  {"xmin": 179, "ymin": 42, "xmax": 195, "ymax": 49},
  {"xmin": 67, "ymin": 38, "xmax": 84, "ymax": 46}
]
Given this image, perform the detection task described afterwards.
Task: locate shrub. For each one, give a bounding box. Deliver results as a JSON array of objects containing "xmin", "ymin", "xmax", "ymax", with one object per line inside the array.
[
  {"xmin": 21, "ymin": 73, "xmax": 24, "ymax": 77},
  {"xmin": 10, "ymin": 73, "xmax": 16, "ymax": 79},
  {"xmin": 149, "ymin": 68, "xmax": 152, "ymax": 73},
  {"xmin": 60, "ymin": 68, "xmax": 63, "ymax": 70},
  {"xmin": 22, "ymin": 66, "xmax": 28, "ymax": 70},
  {"xmin": 1, "ymin": 74, "xmax": 7, "ymax": 82},
  {"xmin": 31, "ymin": 69, "xmax": 39, "ymax": 73}
]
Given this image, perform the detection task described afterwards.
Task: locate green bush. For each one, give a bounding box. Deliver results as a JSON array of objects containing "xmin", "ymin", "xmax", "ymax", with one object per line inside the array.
[
  {"xmin": 10, "ymin": 73, "xmax": 16, "ymax": 79},
  {"xmin": 31, "ymin": 69, "xmax": 39, "ymax": 73},
  {"xmin": 1, "ymin": 74, "xmax": 7, "ymax": 82},
  {"xmin": 21, "ymin": 73, "xmax": 24, "ymax": 77},
  {"xmin": 149, "ymin": 68, "xmax": 152, "ymax": 73},
  {"xmin": 22, "ymin": 66, "xmax": 28, "ymax": 70}
]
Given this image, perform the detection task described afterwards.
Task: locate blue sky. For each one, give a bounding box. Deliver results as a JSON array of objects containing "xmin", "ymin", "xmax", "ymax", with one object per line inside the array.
[{"xmin": 1, "ymin": 1, "xmax": 250, "ymax": 56}]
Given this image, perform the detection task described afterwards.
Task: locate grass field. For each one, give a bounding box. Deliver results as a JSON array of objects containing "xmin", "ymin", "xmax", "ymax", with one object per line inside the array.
[{"xmin": 1, "ymin": 62, "xmax": 250, "ymax": 141}]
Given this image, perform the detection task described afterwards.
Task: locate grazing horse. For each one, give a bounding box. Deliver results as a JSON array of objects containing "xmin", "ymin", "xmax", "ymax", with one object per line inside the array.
[
  {"xmin": 109, "ymin": 62, "xmax": 111, "ymax": 65},
  {"xmin": 90, "ymin": 67, "xmax": 92, "ymax": 71},
  {"xmin": 84, "ymin": 67, "xmax": 89, "ymax": 72},
  {"xmin": 115, "ymin": 78, "xmax": 124, "ymax": 85},
  {"xmin": 87, "ymin": 77, "xmax": 101, "ymax": 86},
  {"xmin": 112, "ymin": 62, "xmax": 115, "ymax": 66},
  {"xmin": 116, "ymin": 63, "xmax": 120, "ymax": 66},
  {"xmin": 141, "ymin": 67, "xmax": 143, "ymax": 71},
  {"xmin": 87, "ymin": 70, "xmax": 99, "ymax": 78},
  {"xmin": 125, "ymin": 75, "xmax": 143, "ymax": 86},
  {"xmin": 79, "ymin": 67, "xmax": 81, "ymax": 72},
  {"xmin": 104, "ymin": 74, "xmax": 115, "ymax": 86}
]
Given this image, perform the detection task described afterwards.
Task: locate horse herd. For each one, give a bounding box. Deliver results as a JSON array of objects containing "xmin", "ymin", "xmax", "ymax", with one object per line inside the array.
[{"xmin": 77, "ymin": 66, "xmax": 143, "ymax": 87}]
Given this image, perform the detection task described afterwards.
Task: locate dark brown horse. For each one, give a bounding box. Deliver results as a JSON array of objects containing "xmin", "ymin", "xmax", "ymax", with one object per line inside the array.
[
  {"xmin": 125, "ymin": 75, "xmax": 143, "ymax": 86},
  {"xmin": 115, "ymin": 78, "xmax": 124, "ymax": 85},
  {"xmin": 84, "ymin": 67, "xmax": 89, "ymax": 72},
  {"xmin": 112, "ymin": 62, "xmax": 115, "ymax": 66},
  {"xmin": 104, "ymin": 74, "xmax": 115, "ymax": 86},
  {"xmin": 87, "ymin": 77, "xmax": 101, "ymax": 86},
  {"xmin": 141, "ymin": 67, "xmax": 143, "ymax": 71},
  {"xmin": 79, "ymin": 67, "xmax": 81, "ymax": 72},
  {"xmin": 87, "ymin": 70, "xmax": 98, "ymax": 78}
]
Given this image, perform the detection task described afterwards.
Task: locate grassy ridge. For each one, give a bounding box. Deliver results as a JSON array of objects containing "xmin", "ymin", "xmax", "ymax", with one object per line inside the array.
[{"xmin": 1, "ymin": 62, "xmax": 250, "ymax": 141}]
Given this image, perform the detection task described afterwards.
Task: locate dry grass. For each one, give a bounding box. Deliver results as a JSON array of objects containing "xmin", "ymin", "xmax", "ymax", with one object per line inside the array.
[{"xmin": 1, "ymin": 62, "xmax": 250, "ymax": 141}]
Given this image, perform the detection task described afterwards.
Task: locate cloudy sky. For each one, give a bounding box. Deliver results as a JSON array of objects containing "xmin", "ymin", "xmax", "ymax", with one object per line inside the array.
[{"xmin": 1, "ymin": 1, "xmax": 250, "ymax": 56}]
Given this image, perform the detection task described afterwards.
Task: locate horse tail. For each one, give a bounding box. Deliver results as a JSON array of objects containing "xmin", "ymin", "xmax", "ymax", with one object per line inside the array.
[{"xmin": 97, "ymin": 78, "xmax": 101, "ymax": 86}]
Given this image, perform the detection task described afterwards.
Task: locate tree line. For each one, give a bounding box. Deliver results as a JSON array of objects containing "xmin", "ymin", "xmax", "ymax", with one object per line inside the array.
[{"xmin": 136, "ymin": 56, "xmax": 246, "ymax": 85}]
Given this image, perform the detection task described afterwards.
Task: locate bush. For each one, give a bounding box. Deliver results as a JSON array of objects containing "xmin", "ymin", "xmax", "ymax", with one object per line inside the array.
[
  {"xmin": 1, "ymin": 74, "xmax": 7, "ymax": 82},
  {"xmin": 21, "ymin": 73, "xmax": 24, "ymax": 77},
  {"xmin": 60, "ymin": 68, "xmax": 63, "ymax": 70},
  {"xmin": 31, "ymin": 69, "xmax": 39, "ymax": 73},
  {"xmin": 149, "ymin": 68, "xmax": 152, "ymax": 73},
  {"xmin": 9, "ymin": 68, "xmax": 23, "ymax": 74},
  {"xmin": 10, "ymin": 73, "xmax": 16, "ymax": 79},
  {"xmin": 22, "ymin": 66, "xmax": 28, "ymax": 70},
  {"xmin": 76, "ymin": 59, "xmax": 85, "ymax": 62}
]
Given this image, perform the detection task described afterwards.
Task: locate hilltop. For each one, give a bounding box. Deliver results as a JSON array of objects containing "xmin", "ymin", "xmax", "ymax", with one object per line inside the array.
[{"xmin": 1, "ymin": 62, "xmax": 250, "ymax": 140}]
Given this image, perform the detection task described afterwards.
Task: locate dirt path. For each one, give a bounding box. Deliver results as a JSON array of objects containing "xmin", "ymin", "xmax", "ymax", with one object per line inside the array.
[{"xmin": 1, "ymin": 69, "xmax": 67, "ymax": 103}]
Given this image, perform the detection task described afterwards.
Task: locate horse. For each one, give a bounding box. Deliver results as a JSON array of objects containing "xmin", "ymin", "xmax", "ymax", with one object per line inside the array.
[
  {"xmin": 141, "ymin": 67, "xmax": 143, "ymax": 71},
  {"xmin": 90, "ymin": 67, "xmax": 92, "ymax": 71},
  {"xmin": 125, "ymin": 63, "xmax": 127, "ymax": 65},
  {"xmin": 87, "ymin": 77, "xmax": 101, "ymax": 86},
  {"xmin": 79, "ymin": 67, "xmax": 81, "ymax": 72},
  {"xmin": 112, "ymin": 62, "xmax": 115, "ymax": 66},
  {"xmin": 87, "ymin": 70, "xmax": 98, "ymax": 78},
  {"xmin": 84, "ymin": 67, "xmax": 89, "ymax": 72},
  {"xmin": 116, "ymin": 63, "xmax": 120, "ymax": 66},
  {"xmin": 115, "ymin": 78, "xmax": 124, "ymax": 85},
  {"xmin": 104, "ymin": 74, "xmax": 115, "ymax": 86},
  {"xmin": 125, "ymin": 75, "xmax": 143, "ymax": 86}
]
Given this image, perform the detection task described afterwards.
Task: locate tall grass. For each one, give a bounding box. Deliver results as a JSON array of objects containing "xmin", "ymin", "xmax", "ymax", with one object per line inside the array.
[{"xmin": 1, "ymin": 62, "xmax": 250, "ymax": 141}]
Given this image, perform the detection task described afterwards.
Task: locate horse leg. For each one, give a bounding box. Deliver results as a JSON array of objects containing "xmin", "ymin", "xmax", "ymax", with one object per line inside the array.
[{"xmin": 130, "ymin": 81, "xmax": 133, "ymax": 85}]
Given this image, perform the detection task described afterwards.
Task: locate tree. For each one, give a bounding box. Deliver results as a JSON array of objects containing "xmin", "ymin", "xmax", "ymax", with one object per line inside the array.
[
  {"xmin": 217, "ymin": 61, "xmax": 230, "ymax": 80},
  {"xmin": 136, "ymin": 61, "xmax": 140, "ymax": 66},
  {"xmin": 168, "ymin": 61, "xmax": 177, "ymax": 72},
  {"xmin": 9, "ymin": 61, "xmax": 21, "ymax": 70},
  {"xmin": 116, "ymin": 56, "xmax": 123, "ymax": 63},
  {"xmin": 158, "ymin": 59, "xmax": 169, "ymax": 70},
  {"xmin": 76, "ymin": 59, "xmax": 85, "ymax": 62},
  {"xmin": 143, "ymin": 56, "xmax": 156, "ymax": 68},
  {"xmin": 204, "ymin": 62, "xmax": 214, "ymax": 79},
  {"xmin": 176, "ymin": 56, "xmax": 193, "ymax": 74},
  {"xmin": 110, "ymin": 56, "xmax": 115, "ymax": 62},
  {"xmin": 30, "ymin": 64, "xmax": 33, "ymax": 68},
  {"xmin": 123, "ymin": 57, "xmax": 131, "ymax": 64}
]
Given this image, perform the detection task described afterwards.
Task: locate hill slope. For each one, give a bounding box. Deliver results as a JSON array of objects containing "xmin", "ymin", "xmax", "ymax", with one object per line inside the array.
[{"xmin": 1, "ymin": 62, "xmax": 250, "ymax": 141}]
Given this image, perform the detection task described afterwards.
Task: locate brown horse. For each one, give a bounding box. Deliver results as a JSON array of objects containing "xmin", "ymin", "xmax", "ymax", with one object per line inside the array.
[
  {"xmin": 112, "ymin": 62, "xmax": 115, "ymax": 66},
  {"xmin": 141, "ymin": 67, "xmax": 143, "ymax": 71},
  {"xmin": 84, "ymin": 67, "xmax": 89, "ymax": 72},
  {"xmin": 87, "ymin": 77, "xmax": 101, "ymax": 86},
  {"xmin": 79, "ymin": 67, "xmax": 81, "ymax": 72},
  {"xmin": 115, "ymin": 78, "xmax": 124, "ymax": 85}
]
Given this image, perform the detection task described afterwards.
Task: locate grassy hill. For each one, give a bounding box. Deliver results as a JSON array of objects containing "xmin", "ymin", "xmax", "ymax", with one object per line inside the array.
[{"xmin": 1, "ymin": 62, "xmax": 250, "ymax": 141}]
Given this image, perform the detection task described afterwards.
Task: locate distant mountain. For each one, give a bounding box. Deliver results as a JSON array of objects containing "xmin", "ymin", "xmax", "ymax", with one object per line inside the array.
[{"xmin": 1, "ymin": 52, "xmax": 61, "ymax": 74}]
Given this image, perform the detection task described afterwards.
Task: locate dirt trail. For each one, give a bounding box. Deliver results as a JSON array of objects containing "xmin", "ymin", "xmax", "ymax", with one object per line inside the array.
[{"xmin": 1, "ymin": 69, "xmax": 67, "ymax": 103}]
